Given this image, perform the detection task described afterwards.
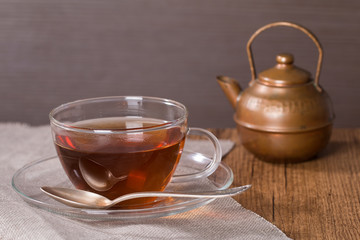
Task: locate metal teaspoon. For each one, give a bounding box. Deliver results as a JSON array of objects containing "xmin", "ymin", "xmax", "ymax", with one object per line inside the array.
[{"xmin": 40, "ymin": 185, "xmax": 251, "ymax": 209}]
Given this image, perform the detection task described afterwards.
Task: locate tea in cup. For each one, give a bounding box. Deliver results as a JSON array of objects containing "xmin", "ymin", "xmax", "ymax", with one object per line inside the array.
[{"xmin": 50, "ymin": 96, "xmax": 222, "ymax": 207}]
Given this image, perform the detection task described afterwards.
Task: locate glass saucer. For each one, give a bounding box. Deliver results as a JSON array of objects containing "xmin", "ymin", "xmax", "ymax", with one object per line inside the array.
[{"xmin": 11, "ymin": 150, "xmax": 233, "ymax": 220}]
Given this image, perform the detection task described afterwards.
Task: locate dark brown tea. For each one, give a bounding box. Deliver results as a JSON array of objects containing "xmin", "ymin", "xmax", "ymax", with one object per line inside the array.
[{"xmin": 54, "ymin": 117, "xmax": 186, "ymax": 207}]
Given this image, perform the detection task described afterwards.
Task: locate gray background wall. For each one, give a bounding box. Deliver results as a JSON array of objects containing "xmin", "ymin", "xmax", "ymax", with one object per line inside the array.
[{"xmin": 1, "ymin": 0, "xmax": 359, "ymax": 128}]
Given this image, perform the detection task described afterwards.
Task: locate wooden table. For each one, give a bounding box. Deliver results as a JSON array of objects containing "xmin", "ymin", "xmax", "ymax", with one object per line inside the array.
[{"xmin": 212, "ymin": 128, "xmax": 360, "ymax": 240}]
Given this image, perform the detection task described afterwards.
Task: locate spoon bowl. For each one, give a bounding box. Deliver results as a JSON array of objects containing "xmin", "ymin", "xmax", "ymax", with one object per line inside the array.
[
  {"xmin": 40, "ymin": 185, "xmax": 251, "ymax": 209},
  {"xmin": 78, "ymin": 158, "xmax": 127, "ymax": 191}
]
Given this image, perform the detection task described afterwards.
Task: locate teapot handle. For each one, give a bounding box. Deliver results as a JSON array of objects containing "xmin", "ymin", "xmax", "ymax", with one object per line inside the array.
[{"xmin": 247, "ymin": 22, "xmax": 323, "ymax": 92}]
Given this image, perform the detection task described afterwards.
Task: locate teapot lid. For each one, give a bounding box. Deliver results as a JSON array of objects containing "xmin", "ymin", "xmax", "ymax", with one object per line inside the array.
[{"xmin": 258, "ymin": 53, "xmax": 311, "ymax": 87}]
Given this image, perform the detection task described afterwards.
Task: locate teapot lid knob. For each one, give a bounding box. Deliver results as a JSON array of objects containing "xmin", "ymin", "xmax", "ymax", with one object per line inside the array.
[{"xmin": 276, "ymin": 53, "xmax": 294, "ymax": 64}]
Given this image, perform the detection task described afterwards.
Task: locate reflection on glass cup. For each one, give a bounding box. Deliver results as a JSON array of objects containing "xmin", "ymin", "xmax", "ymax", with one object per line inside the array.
[{"xmin": 50, "ymin": 96, "xmax": 222, "ymax": 207}]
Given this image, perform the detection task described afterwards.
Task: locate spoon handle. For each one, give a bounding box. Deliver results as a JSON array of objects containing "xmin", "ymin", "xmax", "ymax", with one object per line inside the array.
[{"xmin": 110, "ymin": 185, "xmax": 251, "ymax": 207}]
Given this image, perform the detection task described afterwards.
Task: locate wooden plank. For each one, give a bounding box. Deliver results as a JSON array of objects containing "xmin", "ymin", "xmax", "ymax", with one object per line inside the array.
[{"xmin": 213, "ymin": 128, "xmax": 360, "ymax": 239}]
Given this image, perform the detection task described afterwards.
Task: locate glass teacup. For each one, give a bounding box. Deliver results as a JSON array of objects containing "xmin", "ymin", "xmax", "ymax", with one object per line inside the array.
[{"xmin": 49, "ymin": 96, "xmax": 222, "ymax": 207}]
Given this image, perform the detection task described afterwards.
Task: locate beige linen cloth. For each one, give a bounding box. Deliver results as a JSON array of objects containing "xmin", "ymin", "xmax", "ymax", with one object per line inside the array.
[{"xmin": 0, "ymin": 123, "xmax": 291, "ymax": 240}]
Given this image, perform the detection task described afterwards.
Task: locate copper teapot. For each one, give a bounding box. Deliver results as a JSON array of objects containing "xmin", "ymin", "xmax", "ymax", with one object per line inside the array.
[{"xmin": 217, "ymin": 22, "xmax": 335, "ymax": 163}]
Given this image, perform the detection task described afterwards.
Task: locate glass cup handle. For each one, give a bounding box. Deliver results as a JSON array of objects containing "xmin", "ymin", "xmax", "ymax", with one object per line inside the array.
[{"xmin": 171, "ymin": 127, "xmax": 222, "ymax": 182}]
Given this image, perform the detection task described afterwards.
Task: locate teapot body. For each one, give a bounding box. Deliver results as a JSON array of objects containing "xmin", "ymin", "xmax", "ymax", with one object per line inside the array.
[{"xmin": 235, "ymin": 80, "xmax": 334, "ymax": 162}]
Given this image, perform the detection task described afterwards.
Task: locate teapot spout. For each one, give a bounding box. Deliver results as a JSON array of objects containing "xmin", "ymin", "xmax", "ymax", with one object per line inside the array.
[{"xmin": 217, "ymin": 76, "xmax": 242, "ymax": 110}]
